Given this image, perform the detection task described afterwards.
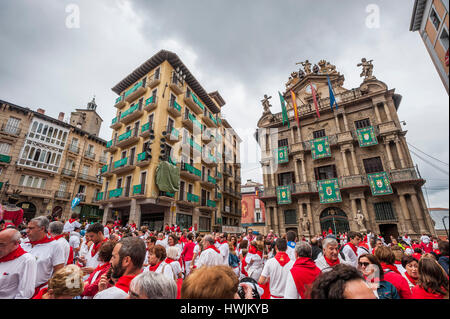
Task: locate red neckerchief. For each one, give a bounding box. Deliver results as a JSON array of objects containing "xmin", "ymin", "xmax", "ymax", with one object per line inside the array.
[
  {"xmin": 0, "ymin": 246, "xmax": 27, "ymax": 263},
  {"xmin": 106, "ymin": 225, "xmax": 113, "ymax": 234},
  {"xmin": 274, "ymin": 252, "xmax": 290, "ymax": 267},
  {"xmin": 115, "ymin": 275, "xmax": 137, "ymax": 293},
  {"xmin": 69, "ymin": 219, "xmax": 76, "ymax": 224},
  {"xmin": 220, "ymin": 240, "xmax": 228, "ymax": 245},
  {"xmin": 241, "ymin": 258, "xmax": 248, "ymax": 276},
  {"xmin": 394, "ymin": 260, "xmax": 402, "ymax": 265},
  {"xmin": 205, "ymin": 245, "xmax": 221, "ymax": 254},
  {"xmin": 91, "ymin": 238, "xmax": 107, "ymax": 257},
  {"xmin": 149, "ymin": 261, "xmax": 162, "ymax": 272},
  {"xmin": 324, "ymin": 256, "xmax": 340, "ymax": 267},
  {"xmin": 381, "ymin": 263, "xmax": 401, "ymax": 275},
  {"xmin": 248, "ymin": 245, "xmax": 262, "ymax": 258},
  {"xmin": 346, "ymin": 242, "xmax": 358, "ymax": 256},
  {"xmin": 52, "ymin": 234, "xmax": 65, "ymax": 240},
  {"xmin": 29, "ymin": 234, "xmax": 54, "ymax": 246},
  {"xmin": 165, "ymin": 257, "xmax": 176, "ymax": 264},
  {"xmin": 94, "ymin": 262, "xmax": 110, "ymax": 273},
  {"xmin": 404, "ymin": 272, "xmax": 417, "ymax": 286}
]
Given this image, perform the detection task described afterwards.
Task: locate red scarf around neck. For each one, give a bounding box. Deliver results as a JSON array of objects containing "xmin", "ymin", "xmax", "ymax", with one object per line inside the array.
[
  {"xmin": 91, "ymin": 238, "xmax": 107, "ymax": 257},
  {"xmin": 248, "ymin": 245, "xmax": 263, "ymax": 258},
  {"xmin": 381, "ymin": 263, "xmax": 401, "ymax": 275},
  {"xmin": 52, "ymin": 234, "xmax": 65, "ymax": 241},
  {"xmin": 221, "ymin": 240, "xmax": 228, "ymax": 245},
  {"xmin": 0, "ymin": 246, "xmax": 27, "ymax": 263},
  {"xmin": 394, "ymin": 260, "xmax": 402, "ymax": 265},
  {"xmin": 115, "ymin": 275, "xmax": 137, "ymax": 293},
  {"xmin": 324, "ymin": 256, "xmax": 340, "ymax": 267},
  {"xmin": 106, "ymin": 225, "xmax": 113, "ymax": 234},
  {"xmin": 29, "ymin": 234, "xmax": 54, "ymax": 246},
  {"xmin": 205, "ymin": 245, "xmax": 221, "ymax": 254},
  {"xmin": 69, "ymin": 219, "xmax": 77, "ymax": 224},
  {"xmin": 165, "ymin": 257, "xmax": 176, "ymax": 264},
  {"xmin": 149, "ymin": 261, "xmax": 162, "ymax": 272},
  {"xmin": 346, "ymin": 242, "xmax": 358, "ymax": 256},
  {"xmin": 404, "ymin": 272, "xmax": 417, "ymax": 286},
  {"xmin": 274, "ymin": 252, "xmax": 290, "ymax": 267}
]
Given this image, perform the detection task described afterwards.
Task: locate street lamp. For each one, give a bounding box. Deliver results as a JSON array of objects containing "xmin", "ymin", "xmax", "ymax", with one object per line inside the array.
[{"xmin": 443, "ymin": 216, "xmax": 449, "ymax": 239}]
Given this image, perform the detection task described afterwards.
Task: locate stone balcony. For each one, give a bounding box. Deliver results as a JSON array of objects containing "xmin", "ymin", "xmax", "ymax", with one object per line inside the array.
[
  {"xmin": 378, "ymin": 121, "xmax": 400, "ymax": 136},
  {"xmin": 389, "ymin": 167, "xmax": 423, "ymax": 184},
  {"xmin": 339, "ymin": 175, "xmax": 368, "ymax": 189},
  {"xmin": 337, "ymin": 131, "xmax": 354, "ymax": 144}
]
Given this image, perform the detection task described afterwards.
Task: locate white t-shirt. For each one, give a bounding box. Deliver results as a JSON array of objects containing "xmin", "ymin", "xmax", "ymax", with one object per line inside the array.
[
  {"xmin": 21, "ymin": 239, "xmax": 66, "ymax": 288},
  {"xmin": 284, "ymin": 271, "xmax": 302, "ymax": 299},
  {"xmin": 85, "ymin": 242, "xmax": 102, "ymax": 269},
  {"xmin": 0, "ymin": 251, "xmax": 37, "ymax": 299},
  {"xmin": 156, "ymin": 239, "xmax": 168, "ymax": 249},
  {"xmin": 341, "ymin": 244, "xmax": 359, "ymax": 268},
  {"xmin": 94, "ymin": 286, "xmax": 128, "ymax": 299},
  {"xmin": 55, "ymin": 237, "xmax": 71, "ymax": 265},
  {"xmin": 196, "ymin": 247, "xmax": 223, "ymax": 268},
  {"xmin": 143, "ymin": 262, "xmax": 176, "ymax": 281},
  {"xmin": 286, "ymin": 245, "xmax": 296, "ymax": 262},
  {"xmin": 69, "ymin": 232, "xmax": 81, "ymax": 250},
  {"xmin": 63, "ymin": 220, "xmax": 81, "ymax": 233},
  {"xmin": 245, "ymin": 253, "xmax": 263, "ymax": 281},
  {"xmin": 261, "ymin": 257, "xmax": 295, "ymax": 299},
  {"xmin": 219, "ymin": 242, "xmax": 230, "ymax": 266}
]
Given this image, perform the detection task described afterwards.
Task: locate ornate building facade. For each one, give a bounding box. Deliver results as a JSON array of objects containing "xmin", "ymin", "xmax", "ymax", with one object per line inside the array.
[{"xmin": 256, "ymin": 59, "xmax": 436, "ymax": 241}]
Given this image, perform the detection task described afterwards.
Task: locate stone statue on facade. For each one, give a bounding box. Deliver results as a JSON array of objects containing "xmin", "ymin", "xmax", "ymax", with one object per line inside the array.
[
  {"xmin": 318, "ymin": 60, "xmax": 337, "ymax": 74},
  {"xmin": 312, "ymin": 64, "xmax": 320, "ymax": 74},
  {"xmin": 301, "ymin": 218, "xmax": 310, "ymax": 233},
  {"xmin": 261, "ymin": 94, "xmax": 272, "ymax": 113},
  {"xmin": 296, "ymin": 60, "xmax": 312, "ymax": 75},
  {"xmin": 357, "ymin": 58, "xmax": 375, "ymax": 80},
  {"xmin": 354, "ymin": 210, "xmax": 367, "ymax": 232}
]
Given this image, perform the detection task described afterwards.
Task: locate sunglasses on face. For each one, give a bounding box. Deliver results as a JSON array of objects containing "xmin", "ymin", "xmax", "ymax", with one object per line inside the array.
[{"xmin": 358, "ymin": 262, "xmax": 370, "ymax": 267}]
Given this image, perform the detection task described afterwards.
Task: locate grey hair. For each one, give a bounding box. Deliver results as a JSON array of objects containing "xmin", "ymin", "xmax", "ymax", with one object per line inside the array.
[
  {"xmin": 10, "ymin": 229, "xmax": 22, "ymax": 244},
  {"xmin": 118, "ymin": 237, "xmax": 146, "ymax": 270},
  {"xmin": 49, "ymin": 221, "xmax": 64, "ymax": 235},
  {"xmin": 31, "ymin": 216, "xmax": 50, "ymax": 232},
  {"xmin": 295, "ymin": 241, "xmax": 312, "ymax": 258},
  {"xmin": 130, "ymin": 271, "xmax": 177, "ymax": 299},
  {"xmin": 322, "ymin": 238, "xmax": 338, "ymax": 250},
  {"xmin": 203, "ymin": 235, "xmax": 214, "ymax": 246}
]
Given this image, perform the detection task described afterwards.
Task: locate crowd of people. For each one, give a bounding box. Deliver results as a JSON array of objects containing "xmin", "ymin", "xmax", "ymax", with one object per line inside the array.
[{"xmin": 0, "ymin": 212, "xmax": 448, "ymax": 299}]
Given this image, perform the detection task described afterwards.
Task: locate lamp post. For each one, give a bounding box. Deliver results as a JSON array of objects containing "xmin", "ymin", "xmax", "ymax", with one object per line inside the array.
[
  {"xmin": 443, "ymin": 216, "xmax": 449, "ymax": 239},
  {"xmin": 329, "ymin": 209, "xmax": 337, "ymax": 235}
]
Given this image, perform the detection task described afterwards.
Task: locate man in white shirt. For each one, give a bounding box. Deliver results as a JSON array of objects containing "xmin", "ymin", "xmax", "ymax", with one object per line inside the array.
[
  {"xmin": 286, "ymin": 231, "xmax": 297, "ymax": 261},
  {"xmin": 341, "ymin": 231, "xmax": 362, "ymax": 268},
  {"xmin": 196, "ymin": 235, "xmax": 223, "ymax": 268},
  {"xmin": 79, "ymin": 223, "xmax": 107, "ymax": 279},
  {"xmin": 94, "ymin": 237, "xmax": 146, "ymax": 299},
  {"xmin": 243, "ymin": 229, "xmax": 256, "ymax": 243},
  {"xmin": 63, "ymin": 213, "xmax": 81, "ymax": 234},
  {"xmin": 69, "ymin": 226, "xmax": 82, "ymax": 257},
  {"xmin": 103, "ymin": 220, "xmax": 114, "ymax": 239},
  {"xmin": 21, "ymin": 216, "xmax": 65, "ymax": 296},
  {"xmin": 49, "ymin": 221, "xmax": 71, "ymax": 265},
  {"xmin": 218, "ymin": 233, "xmax": 230, "ymax": 266},
  {"xmin": 0, "ymin": 228, "xmax": 37, "ymax": 299},
  {"xmin": 315, "ymin": 238, "xmax": 348, "ymax": 272},
  {"xmin": 258, "ymin": 238, "xmax": 295, "ymax": 299}
]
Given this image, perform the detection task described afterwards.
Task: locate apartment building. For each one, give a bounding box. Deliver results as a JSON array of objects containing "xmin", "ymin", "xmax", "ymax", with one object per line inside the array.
[{"xmin": 99, "ymin": 50, "xmax": 241, "ymax": 232}]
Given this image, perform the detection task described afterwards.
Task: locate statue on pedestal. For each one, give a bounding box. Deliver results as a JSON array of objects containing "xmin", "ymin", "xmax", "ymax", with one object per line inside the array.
[
  {"xmin": 354, "ymin": 210, "xmax": 367, "ymax": 232},
  {"xmin": 261, "ymin": 94, "xmax": 272, "ymax": 113},
  {"xmin": 357, "ymin": 58, "xmax": 375, "ymax": 81}
]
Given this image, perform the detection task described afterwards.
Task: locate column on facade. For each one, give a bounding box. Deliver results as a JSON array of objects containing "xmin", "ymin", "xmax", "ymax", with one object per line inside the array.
[
  {"xmin": 266, "ymin": 205, "xmax": 273, "ymax": 232},
  {"xmin": 410, "ymin": 193, "xmax": 427, "ymax": 233},
  {"xmin": 102, "ymin": 206, "xmax": 111, "ymax": 225},
  {"xmin": 262, "ymin": 165, "xmax": 269, "ymax": 188},
  {"xmin": 306, "ymin": 203, "xmax": 318, "ymax": 236},
  {"xmin": 374, "ymin": 103, "xmax": 382, "ymax": 124},
  {"xmin": 349, "ymin": 147, "xmax": 360, "ymax": 175},
  {"xmin": 278, "ymin": 206, "xmax": 285, "ymax": 236},
  {"xmin": 399, "ymin": 194, "xmax": 414, "ymax": 234},
  {"xmin": 273, "ymin": 206, "xmax": 279, "ymax": 235},
  {"xmin": 394, "ymin": 137, "xmax": 406, "ymax": 169},
  {"xmin": 129, "ymin": 198, "xmax": 142, "ymax": 229},
  {"xmin": 342, "ymin": 112, "xmax": 349, "ymax": 131},
  {"xmin": 334, "ymin": 114, "xmax": 341, "ymax": 133},
  {"xmin": 293, "ymin": 158, "xmax": 300, "ymax": 184},
  {"xmin": 341, "ymin": 149, "xmax": 350, "ymax": 176},
  {"xmin": 290, "ymin": 127, "xmax": 296, "ymax": 144},
  {"xmin": 350, "ymin": 199, "xmax": 358, "ymax": 231},
  {"xmin": 383, "ymin": 102, "xmax": 393, "ymax": 122},
  {"xmin": 384, "ymin": 140, "xmax": 396, "ymax": 170},
  {"xmin": 300, "ymin": 158, "xmax": 307, "ymax": 183}
]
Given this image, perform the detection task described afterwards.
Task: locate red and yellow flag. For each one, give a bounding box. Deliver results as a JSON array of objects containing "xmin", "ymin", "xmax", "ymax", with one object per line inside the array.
[
  {"xmin": 290, "ymin": 90, "xmax": 300, "ymax": 127},
  {"xmin": 311, "ymin": 84, "xmax": 320, "ymax": 118}
]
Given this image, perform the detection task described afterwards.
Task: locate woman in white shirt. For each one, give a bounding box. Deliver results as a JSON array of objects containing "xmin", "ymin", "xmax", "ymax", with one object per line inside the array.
[{"xmin": 245, "ymin": 242, "xmax": 264, "ymax": 281}]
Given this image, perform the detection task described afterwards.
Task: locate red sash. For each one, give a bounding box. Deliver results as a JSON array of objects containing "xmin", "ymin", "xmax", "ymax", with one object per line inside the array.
[
  {"xmin": 324, "ymin": 256, "xmax": 340, "ymax": 267},
  {"xmin": 241, "ymin": 258, "xmax": 248, "ymax": 277},
  {"xmin": 68, "ymin": 219, "xmax": 76, "ymax": 224},
  {"xmin": 249, "ymin": 245, "xmax": 262, "ymax": 258},
  {"xmin": 67, "ymin": 246, "xmax": 74, "ymax": 265},
  {"xmin": 404, "ymin": 272, "xmax": 417, "ymax": 286},
  {"xmin": 115, "ymin": 275, "xmax": 136, "ymax": 293},
  {"xmin": 381, "ymin": 263, "xmax": 401, "ymax": 275},
  {"xmin": 0, "ymin": 246, "xmax": 27, "ymax": 263},
  {"xmin": 274, "ymin": 252, "xmax": 290, "ymax": 267},
  {"xmin": 205, "ymin": 245, "xmax": 221, "ymax": 254},
  {"xmin": 52, "ymin": 234, "xmax": 65, "ymax": 240},
  {"xmin": 29, "ymin": 235, "xmax": 54, "ymax": 246},
  {"xmin": 165, "ymin": 258, "xmax": 176, "ymax": 264},
  {"xmin": 346, "ymin": 242, "xmax": 358, "ymax": 256},
  {"xmin": 290, "ymin": 257, "xmax": 321, "ymax": 298},
  {"xmin": 91, "ymin": 238, "xmax": 107, "ymax": 257}
]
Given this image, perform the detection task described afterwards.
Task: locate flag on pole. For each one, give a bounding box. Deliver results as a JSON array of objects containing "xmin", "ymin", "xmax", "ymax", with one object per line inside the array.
[
  {"xmin": 290, "ymin": 90, "xmax": 300, "ymax": 127},
  {"xmin": 278, "ymin": 91, "xmax": 290, "ymax": 128},
  {"xmin": 327, "ymin": 75, "xmax": 338, "ymax": 111},
  {"xmin": 310, "ymin": 84, "xmax": 320, "ymax": 118}
]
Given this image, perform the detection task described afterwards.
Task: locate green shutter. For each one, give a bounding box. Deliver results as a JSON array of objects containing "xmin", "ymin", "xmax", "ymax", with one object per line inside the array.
[
  {"xmin": 317, "ymin": 178, "xmax": 342, "ymax": 204},
  {"xmin": 368, "ymin": 172, "xmax": 393, "ymax": 196}
]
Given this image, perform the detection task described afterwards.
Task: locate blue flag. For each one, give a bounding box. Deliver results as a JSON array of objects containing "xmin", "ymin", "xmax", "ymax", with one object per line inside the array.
[
  {"xmin": 327, "ymin": 75, "xmax": 338, "ymax": 111},
  {"xmin": 71, "ymin": 197, "xmax": 81, "ymax": 209}
]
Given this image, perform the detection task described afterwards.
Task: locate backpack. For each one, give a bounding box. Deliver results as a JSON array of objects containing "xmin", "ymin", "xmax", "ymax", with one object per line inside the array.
[{"xmin": 229, "ymin": 253, "xmax": 240, "ymax": 268}]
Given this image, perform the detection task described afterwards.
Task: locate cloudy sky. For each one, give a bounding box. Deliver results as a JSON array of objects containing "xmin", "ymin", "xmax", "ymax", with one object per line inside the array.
[{"xmin": 0, "ymin": 0, "xmax": 448, "ymax": 208}]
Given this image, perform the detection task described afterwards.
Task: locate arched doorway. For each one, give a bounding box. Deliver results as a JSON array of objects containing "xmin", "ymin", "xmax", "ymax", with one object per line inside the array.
[
  {"xmin": 320, "ymin": 207, "xmax": 350, "ymax": 234},
  {"xmin": 17, "ymin": 202, "xmax": 37, "ymax": 223}
]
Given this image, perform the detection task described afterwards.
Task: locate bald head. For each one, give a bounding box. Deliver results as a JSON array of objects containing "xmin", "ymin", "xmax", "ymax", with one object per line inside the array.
[{"xmin": 0, "ymin": 229, "xmax": 22, "ymax": 258}]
